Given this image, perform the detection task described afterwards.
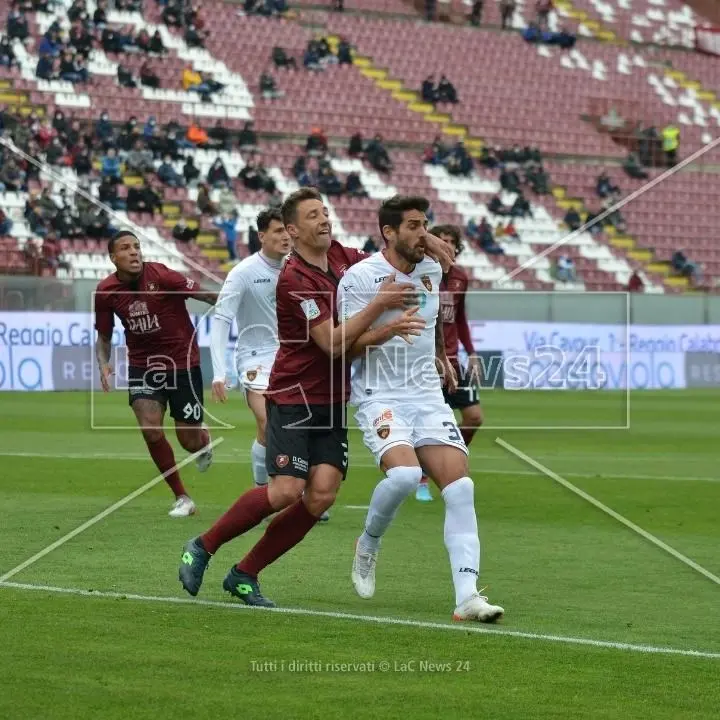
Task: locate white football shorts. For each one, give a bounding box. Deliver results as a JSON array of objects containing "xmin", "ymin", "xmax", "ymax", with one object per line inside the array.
[
  {"xmin": 237, "ymin": 350, "xmax": 276, "ymax": 393},
  {"xmin": 354, "ymin": 394, "xmax": 468, "ymax": 465}
]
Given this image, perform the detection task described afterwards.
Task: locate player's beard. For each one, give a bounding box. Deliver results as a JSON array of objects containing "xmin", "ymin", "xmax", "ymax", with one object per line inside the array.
[{"xmin": 397, "ymin": 239, "xmax": 425, "ymax": 265}]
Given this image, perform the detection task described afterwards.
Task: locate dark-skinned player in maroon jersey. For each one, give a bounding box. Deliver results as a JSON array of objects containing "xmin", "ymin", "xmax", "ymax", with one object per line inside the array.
[
  {"xmin": 179, "ymin": 188, "xmax": 454, "ymax": 607},
  {"xmin": 94, "ymin": 230, "xmax": 218, "ymax": 517},
  {"xmin": 416, "ymin": 225, "xmax": 484, "ymax": 502}
]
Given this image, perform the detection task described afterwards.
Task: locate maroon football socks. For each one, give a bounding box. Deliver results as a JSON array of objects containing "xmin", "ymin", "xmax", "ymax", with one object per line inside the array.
[
  {"xmin": 201, "ymin": 486, "xmax": 274, "ymax": 555},
  {"xmin": 146, "ymin": 435, "xmax": 187, "ymax": 499},
  {"xmin": 236, "ymin": 499, "xmax": 319, "ymax": 577}
]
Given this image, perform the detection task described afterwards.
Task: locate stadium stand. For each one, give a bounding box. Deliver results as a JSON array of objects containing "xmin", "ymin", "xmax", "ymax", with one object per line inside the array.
[{"xmin": 0, "ymin": 0, "xmax": 719, "ymax": 295}]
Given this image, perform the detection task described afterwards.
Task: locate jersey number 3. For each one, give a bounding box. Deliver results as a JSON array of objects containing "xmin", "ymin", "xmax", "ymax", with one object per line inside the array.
[{"xmin": 442, "ymin": 421, "xmax": 462, "ymax": 443}]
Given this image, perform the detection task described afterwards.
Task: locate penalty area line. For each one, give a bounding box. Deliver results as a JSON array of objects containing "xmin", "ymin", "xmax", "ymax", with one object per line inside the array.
[
  {"xmin": 0, "ymin": 581, "xmax": 719, "ymax": 660},
  {"xmin": 0, "ymin": 438, "xmax": 225, "ymax": 583}
]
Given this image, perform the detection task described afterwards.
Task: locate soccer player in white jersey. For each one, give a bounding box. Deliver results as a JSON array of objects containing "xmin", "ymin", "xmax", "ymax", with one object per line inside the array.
[
  {"xmin": 337, "ymin": 195, "xmax": 504, "ymax": 623},
  {"xmin": 210, "ymin": 208, "xmax": 291, "ymax": 491}
]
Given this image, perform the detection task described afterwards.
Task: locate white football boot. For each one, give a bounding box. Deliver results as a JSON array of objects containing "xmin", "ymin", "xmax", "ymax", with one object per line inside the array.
[
  {"xmin": 452, "ymin": 592, "xmax": 504, "ymax": 623},
  {"xmin": 351, "ymin": 540, "xmax": 378, "ymax": 599},
  {"xmin": 169, "ymin": 495, "xmax": 197, "ymax": 518},
  {"xmin": 195, "ymin": 444, "xmax": 214, "ymax": 473}
]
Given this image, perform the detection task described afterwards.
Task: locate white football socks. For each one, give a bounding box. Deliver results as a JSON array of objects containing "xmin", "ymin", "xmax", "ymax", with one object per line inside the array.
[
  {"xmin": 441, "ymin": 476, "xmax": 481, "ymax": 606},
  {"xmin": 359, "ymin": 465, "xmax": 422, "ymax": 553},
  {"xmin": 251, "ymin": 440, "xmax": 268, "ymax": 487}
]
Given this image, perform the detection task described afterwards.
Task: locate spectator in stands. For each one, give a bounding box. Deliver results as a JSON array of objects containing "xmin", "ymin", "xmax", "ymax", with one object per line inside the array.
[
  {"xmin": 7, "ymin": 9, "xmax": 29, "ymax": 42},
  {"xmin": 425, "ymin": 0, "xmax": 436, "ymax": 22},
  {"xmin": 496, "ymin": 220, "xmax": 520, "ymax": 242},
  {"xmin": 45, "ymin": 137, "xmax": 65, "ymax": 166},
  {"xmin": 185, "ymin": 24, "xmax": 207, "ymax": 49},
  {"xmin": 671, "ymin": 248, "xmax": 700, "ymax": 285},
  {"xmin": 436, "ymin": 75, "xmax": 458, "ymax": 104},
  {"xmin": 94, "ymin": 0, "xmax": 109, "ymax": 27},
  {"xmin": 117, "ymin": 62, "xmax": 136, "ymax": 88},
  {"xmin": 510, "ymin": 191, "xmax": 532, "ymax": 218},
  {"xmin": 158, "ymin": 155, "xmax": 185, "ymax": 188},
  {"xmin": 207, "ymin": 120, "xmax": 230, "ymax": 151},
  {"xmin": 554, "ymin": 254, "xmax": 576, "ymax": 283},
  {"xmin": 318, "ymin": 166, "xmax": 343, "ymax": 196},
  {"xmin": 95, "ymin": 111, "xmax": 114, "ymax": 148},
  {"xmin": 23, "ymin": 236, "xmax": 41, "ymax": 274},
  {"xmin": 477, "ymin": 219, "xmax": 504, "ymax": 255},
  {"xmin": 140, "ymin": 61, "xmax": 160, "ymax": 89},
  {"xmin": 163, "ymin": 0, "xmax": 183, "ymax": 28},
  {"xmin": 467, "ymin": 216, "xmax": 492, "ymax": 245},
  {"xmin": 337, "ymin": 37, "xmax": 352, "ymax": 65},
  {"xmin": 306, "ymin": 127, "xmax": 328, "ymax": 156},
  {"xmin": 601, "ymin": 196, "xmax": 626, "ymax": 233},
  {"xmin": 35, "ymin": 53, "xmax": 57, "ymax": 80},
  {"xmin": 345, "ymin": 172, "xmax": 368, "ymax": 197},
  {"xmin": 470, "ymin": 0, "xmax": 483, "ymax": 26},
  {"xmin": 423, "ymin": 135, "xmax": 449, "ymax": 165},
  {"xmin": 187, "ymin": 122, "xmax": 209, "ymax": 147},
  {"xmin": 197, "ymin": 183, "xmax": 217, "ymax": 215},
  {"xmin": 499, "ymin": 0, "xmax": 515, "ymax": 30},
  {"xmin": 238, "ymin": 159, "xmax": 275, "ymax": 193},
  {"xmin": 72, "ymin": 143, "xmax": 92, "ymax": 175},
  {"xmin": 207, "ymin": 157, "xmax": 230, "ymax": 187},
  {"xmin": 127, "ymin": 179, "xmax": 162, "ymax": 216},
  {"xmin": 536, "ymin": 0, "xmax": 553, "ymax": 28},
  {"xmin": 149, "ymin": 30, "xmax": 166, "ymax": 54},
  {"xmin": 362, "ymin": 236, "xmax": 380, "ymax": 253},
  {"xmin": 0, "ymin": 36, "xmax": 16, "ymax": 67},
  {"xmin": 661, "ymin": 124, "xmax": 680, "ymax": 167},
  {"xmin": 268, "ymin": 187, "xmax": 283, "ymax": 209},
  {"xmin": 500, "ymin": 167, "xmax": 521, "ymax": 193},
  {"xmin": 421, "ymin": 76, "xmax": 438, "ymax": 104},
  {"xmin": 596, "ymin": 171, "xmax": 619, "ymax": 198},
  {"xmin": 446, "ymin": 140, "xmax": 472, "ymax": 176},
  {"xmin": 173, "ymin": 218, "xmax": 199, "ymax": 244},
  {"xmin": 183, "ymin": 156, "xmax": 200, "ymax": 186},
  {"xmin": 487, "ymin": 195, "xmax": 509, "ymax": 215},
  {"xmin": 623, "ymin": 152, "xmax": 648, "ymax": 180},
  {"xmin": 39, "ymin": 29, "xmax": 61, "ymax": 58},
  {"xmin": 260, "ymin": 70, "xmax": 284, "ymax": 99},
  {"xmin": 98, "ymin": 174, "xmax": 125, "ymax": 210},
  {"xmin": 348, "ymin": 131, "xmax": 364, "ymax": 158},
  {"xmin": 214, "ymin": 213, "xmax": 239, "ymax": 262},
  {"xmin": 564, "ymin": 207, "xmax": 582, "ymax": 231},
  {"xmin": 238, "ymin": 121, "xmax": 258, "ymax": 150},
  {"xmin": 272, "ymin": 46, "xmax": 297, "ymax": 70},
  {"xmin": 627, "ymin": 270, "xmax": 644, "ymax": 293},
  {"xmin": 479, "ymin": 145, "xmax": 499, "ymax": 168},
  {"xmin": 293, "ymin": 155, "xmax": 312, "ymax": 186},
  {"xmin": 526, "ymin": 163, "xmax": 550, "ymax": 194},
  {"xmin": 366, "ymin": 134, "xmax": 393, "ymax": 174},
  {"xmin": 303, "ymin": 43, "xmax": 322, "ymax": 71},
  {"xmin": 101, "ymin": 148, "xmax": 122, "ymax": 181}
]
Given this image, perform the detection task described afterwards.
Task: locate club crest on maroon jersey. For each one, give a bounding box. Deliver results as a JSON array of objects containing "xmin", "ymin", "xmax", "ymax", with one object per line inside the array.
[
  {"xmin": 147, "ymin": 282, "xmax": 159, "ymax": 292},
  {"xmin": 276, "ymin": 454, "xmax": 289, "ymax": 468}
]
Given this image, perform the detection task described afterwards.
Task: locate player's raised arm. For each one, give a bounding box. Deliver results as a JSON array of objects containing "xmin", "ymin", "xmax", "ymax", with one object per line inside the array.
[
  {"xmin": 307, "ymin": 273, "xmax": 417, "ymax": 359},
  {"xmin": 424, "ymin": 232, "xmax": 454, "ymax": 272},
  {"xmin": 210, "ymin": 268, "xmax": 248, "ymax": 402},
  {"xmin": 435, "ymin": 317, "xmax": 458, "ymax": 394}
]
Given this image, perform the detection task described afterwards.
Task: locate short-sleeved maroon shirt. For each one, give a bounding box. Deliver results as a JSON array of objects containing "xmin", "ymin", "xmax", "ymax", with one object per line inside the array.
[
  {"xmin": 267, "ymin": 241, "xmax": 366, "ymax": 405},
  {"xmin": 94, "ymin": 261, "xmax": 201, "ymax": 369}
]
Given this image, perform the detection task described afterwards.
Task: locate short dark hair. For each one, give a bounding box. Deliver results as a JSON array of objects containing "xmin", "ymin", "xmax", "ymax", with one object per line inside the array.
[
  {"xmin": 378, "ymin": 195, "xmax": 430, "ymax": 242},
  {"xmin": 430, "ymin": 224, "xmax": 464, "ymax": 255},
  {"xmin": 281, "ymin": 187, "xmax": 322, "ymax": 227},
  {"xmin": 108, "ymin": 230, "xmax": 138, "ymax": 255},
  {"xmin": 257, "ymin": 207, "xmax": 283, "ymax": 233}
]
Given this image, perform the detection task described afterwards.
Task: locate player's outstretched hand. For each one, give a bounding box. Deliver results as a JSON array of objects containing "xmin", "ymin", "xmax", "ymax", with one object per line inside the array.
[
  {"xmin": 377, "ymin": 273, "xmax": 419, "ymax": 310},
  {"xmin": 211, "ymin": 379, "xmax": 228, "ymax": 403},
  {"xmin": 390, "ymin": 306, "xmax": 426, "ymax": 344},
  {"xmin": 424, "ymin": 233, "xmax": 455, "ymax": 273},
  {"xmin": 437, "ymin": 355, "xmax": 458, "ymax": 394},
  {"xmin": 99, "ymin": 364, "xmax": 113, "ymax": 393}
]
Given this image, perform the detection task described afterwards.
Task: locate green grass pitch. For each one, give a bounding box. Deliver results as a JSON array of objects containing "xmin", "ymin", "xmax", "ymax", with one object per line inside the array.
[{"xmin": 0, "ymin": 389, "xmax": 718, "ymax": 719}]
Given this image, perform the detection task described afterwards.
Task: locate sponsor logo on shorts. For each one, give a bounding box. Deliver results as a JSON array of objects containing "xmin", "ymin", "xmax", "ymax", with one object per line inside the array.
[
  {"xmin": 372, "ymin": 409, "xmax": 393, "ymax": 427},
  {"xmin": 292, "ymin": 456, "xmax": 309, "ymax": 473},
  {"xmin": 276, "ymin": 454, "xmax": 289, "ymax": 468},
  {"xmin": 376, "ymin": 425, "xmax": 391, "ymax": 439},
  {"xmin": 246, "ymin": 369, "xmax": 258, "ymax": 382},
  {"xmin": 421, "ymin": 275, "xmax": 432, "ymax": 292}
]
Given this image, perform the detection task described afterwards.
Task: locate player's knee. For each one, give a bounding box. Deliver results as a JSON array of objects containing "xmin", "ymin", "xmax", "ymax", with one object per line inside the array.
[
  {"xmin": 142, "ymin": 427, "xmax": 165, "ymax": 445},
  {"xmin": 386, "ymin": 465, "xmax": 423, "ymax": 495},
  {"xmin": 304, "ymin": 485, "xmax": 338, "ymax": 514},
  {"xmin": 268, "ymin": 476, "xmax": 304, "ymax": 509},
  {"xmin": 177, "ymin": 428, "xmax": 203, "ymax": 452}
]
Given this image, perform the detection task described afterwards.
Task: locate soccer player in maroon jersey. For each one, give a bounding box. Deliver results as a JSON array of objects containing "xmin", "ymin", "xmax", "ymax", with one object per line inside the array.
[
  {"xmin": 178, "ymin": 188, "xmax": 456, "ymax": 606},
  {"xmin": 416, "ymin": 225, "xmax": 483, "ymax": 502},
  {"xmin": 94, "ymin": 231, "xmax": 218, "ymax": 517}
]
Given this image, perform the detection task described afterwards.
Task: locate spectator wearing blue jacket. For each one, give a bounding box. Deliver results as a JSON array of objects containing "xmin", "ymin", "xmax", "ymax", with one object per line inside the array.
[
  {"xmin": 214, "ymin": 213, "xmax": 239, "ymax": 261},
  {"xmin": 101, "ymin": 148, "xmax": 122, "ymax": 180}
]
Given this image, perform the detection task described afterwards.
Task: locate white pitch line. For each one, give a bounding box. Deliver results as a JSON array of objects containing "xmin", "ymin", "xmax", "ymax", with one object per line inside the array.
[
  {"xmin": 496, "ymin": 438, "xmax": 720, "ymax": 587},
  {"xmin": 0, "ymin": 449, "xmax": 718, "ymax": 484},
  {"xmin": 1, "ymin": 581, "xmax": 718, "ymax": 660},
  {"xmin": 0, "ymin": 438, "xmax": 224, "ymax": 583}
]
